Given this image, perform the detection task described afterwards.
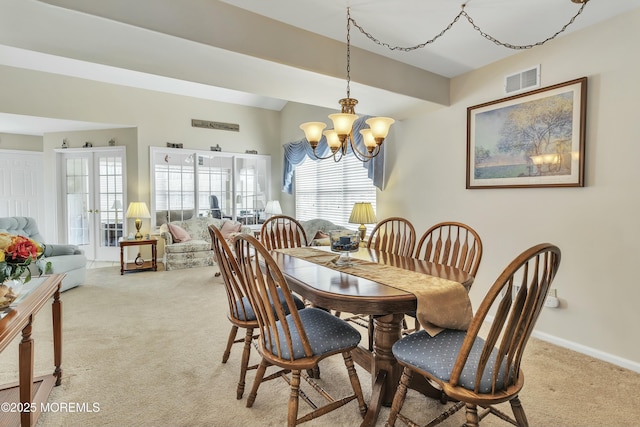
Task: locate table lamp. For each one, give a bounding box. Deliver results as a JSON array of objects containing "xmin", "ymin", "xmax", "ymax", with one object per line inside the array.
[
  {"xmin": 264, "ymin": 200, "xmax": 282, "ymax": 219},
  {"xmin": 126, "ymin": 202, "xmax": 151, "ymax": 240},
  {"xmin": 349, "ymin": 202, "xmax": 377, "ymax": 241}
]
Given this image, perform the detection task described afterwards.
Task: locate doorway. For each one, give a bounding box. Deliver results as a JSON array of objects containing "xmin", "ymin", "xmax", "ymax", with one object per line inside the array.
[{"xmin": 58, "ymin": 147, "xmax": 126, "ymax": 261}]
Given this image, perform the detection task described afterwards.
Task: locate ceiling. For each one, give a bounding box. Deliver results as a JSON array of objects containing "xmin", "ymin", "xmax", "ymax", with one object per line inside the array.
[{"xmin": 1, "ymin": 0, "xmax": 639, "ymax": 136}]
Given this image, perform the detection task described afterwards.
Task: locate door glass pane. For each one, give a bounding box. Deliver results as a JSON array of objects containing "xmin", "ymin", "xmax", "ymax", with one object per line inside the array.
[
  {"xmin": 66, "ymin": 158, "xmax": 90, "ymax": 246},
  {"xmin": 98, "ymin": 155, "xmax": 124, "ymax": 247}
]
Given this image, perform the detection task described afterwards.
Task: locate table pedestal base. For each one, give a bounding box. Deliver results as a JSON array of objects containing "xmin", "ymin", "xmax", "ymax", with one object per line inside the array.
[{"xmin": 356, "ymin": 313, "xmax": 445, "ymax": 427}]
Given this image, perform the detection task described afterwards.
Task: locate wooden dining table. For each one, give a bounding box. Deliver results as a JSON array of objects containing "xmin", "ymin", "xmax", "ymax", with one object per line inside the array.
[{"xmin": 268, "ymin": 246, "xmax": 473, "ymax": 427}]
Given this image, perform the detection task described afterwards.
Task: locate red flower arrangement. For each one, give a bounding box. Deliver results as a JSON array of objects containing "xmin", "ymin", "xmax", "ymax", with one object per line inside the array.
[{"xmin": 0, "ymin": 233, "xmax": 46, "ymax": 284}]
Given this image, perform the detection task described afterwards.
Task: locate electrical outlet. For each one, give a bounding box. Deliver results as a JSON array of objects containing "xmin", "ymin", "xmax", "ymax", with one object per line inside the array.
[{"xmin": 544, "ymin": 288, "xmax": 559, "ymax": 308}]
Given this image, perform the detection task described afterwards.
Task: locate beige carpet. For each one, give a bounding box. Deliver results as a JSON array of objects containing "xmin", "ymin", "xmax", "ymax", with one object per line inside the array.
[{"xmin": 0, "ymin": 265, "xmax": 638, "ymax": 427}]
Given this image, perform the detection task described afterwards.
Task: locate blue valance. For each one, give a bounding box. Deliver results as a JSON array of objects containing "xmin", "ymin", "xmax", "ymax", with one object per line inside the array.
[{"xmin": 282, "ymin": 116, "xmax": 386, "ymax": 194}]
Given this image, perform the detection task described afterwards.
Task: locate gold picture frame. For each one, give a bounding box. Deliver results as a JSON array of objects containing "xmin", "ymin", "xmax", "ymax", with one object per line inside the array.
[{"xmin": 467, "ymin": 77, "xmax": 587, "ymax": 189}]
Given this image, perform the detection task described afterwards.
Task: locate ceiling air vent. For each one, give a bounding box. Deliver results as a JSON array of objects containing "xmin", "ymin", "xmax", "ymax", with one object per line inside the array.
[{"xmin": 505, "ymin": 65, "xmax": 540, "ymax": 94}]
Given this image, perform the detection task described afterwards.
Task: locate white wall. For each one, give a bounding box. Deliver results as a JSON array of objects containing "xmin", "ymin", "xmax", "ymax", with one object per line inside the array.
[{"xmin": 379, "ymin": 9, "xmax": 640, "ymax": 369}]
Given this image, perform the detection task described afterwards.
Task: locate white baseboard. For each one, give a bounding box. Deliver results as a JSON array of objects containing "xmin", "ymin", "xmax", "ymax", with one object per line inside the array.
[
  {"xmin": 530, "ymin": 330, "xmax": 640, "ymax": 374},
  {"xmin": 484, "ymin": 315, "xmax": 640, "ymax": 373}
]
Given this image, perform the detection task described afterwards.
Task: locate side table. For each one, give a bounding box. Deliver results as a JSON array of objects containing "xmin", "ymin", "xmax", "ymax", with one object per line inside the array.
[{"xmin": 119, "ymin": 238, "xmax": 158, "ymax": 275}]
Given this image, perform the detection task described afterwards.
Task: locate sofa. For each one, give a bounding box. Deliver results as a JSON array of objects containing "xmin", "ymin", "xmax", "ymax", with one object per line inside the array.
[
  {"xmin": 300, "ymin": 219, "xmax": 349, "ymax": 246},
  {"xmin": 159, "ymin": 217, "xmax": 250, "ymax": 271},
  {"xmin": 0, "ymin": 216, "xmax": 87, "ymax": 292}
]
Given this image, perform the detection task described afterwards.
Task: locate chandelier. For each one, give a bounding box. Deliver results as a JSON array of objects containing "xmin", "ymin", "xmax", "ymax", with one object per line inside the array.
[
  {"xmin": 299, "ymin": 0, "xmax": 590, "ymax": 163},
  {"xmin": 299, "ymin": 8, "xmax": 393, "ymax": 163}
]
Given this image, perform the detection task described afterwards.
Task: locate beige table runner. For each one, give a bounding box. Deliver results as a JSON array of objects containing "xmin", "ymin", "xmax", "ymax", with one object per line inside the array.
[{"xmin": 274, "ymin": 247, "xmax": 472, "ymax": 336}]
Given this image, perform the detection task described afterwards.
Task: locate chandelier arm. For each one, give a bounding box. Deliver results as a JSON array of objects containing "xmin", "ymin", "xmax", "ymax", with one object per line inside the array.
[
  {"xmin": 312, "ymin": 148, "xmax": 341, "ymax": 161},
  {"xmin": 348, "ymin": 0, "xmax": 589, "ymax": 52},
  {"xmin": 333, "ymin": 151, "xmax": 343, "ymax": 162},
  {"xmin": 348, "ymin": 133, "xmax": 377, "ymax": 163}
]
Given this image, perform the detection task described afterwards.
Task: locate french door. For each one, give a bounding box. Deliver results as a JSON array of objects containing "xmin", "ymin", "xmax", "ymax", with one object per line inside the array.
[{"xmin": 59, "ymin": 147, "xmax": 126, "ymax": 261}]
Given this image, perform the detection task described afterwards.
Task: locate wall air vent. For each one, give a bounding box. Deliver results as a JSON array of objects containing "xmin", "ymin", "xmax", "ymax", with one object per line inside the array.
[{"xmin": 505, "ymin": 65, "xmax": 540, "ymax": 94}]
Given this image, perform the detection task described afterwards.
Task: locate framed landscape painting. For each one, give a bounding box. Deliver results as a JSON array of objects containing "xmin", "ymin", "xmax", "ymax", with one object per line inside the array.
[{"xmin": 466, "ymin": 77, "xmax": 586, "ymax": 189}]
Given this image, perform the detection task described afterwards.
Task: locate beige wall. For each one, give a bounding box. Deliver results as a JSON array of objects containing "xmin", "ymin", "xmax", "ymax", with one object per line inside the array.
[
  {"xmin": 0, "ymin": 133, "xmax": 42, "ymax": 151},
  {"xmin": 0, "ymin": 8, "xmax": 638, "ymax": 371},
  {"xmin": 379, "ymin": 9, "xmax": 640, "ymax": 368},
  {"xmin": 0, "ymin": 65, "xmax": 283, "ymax": 239}
]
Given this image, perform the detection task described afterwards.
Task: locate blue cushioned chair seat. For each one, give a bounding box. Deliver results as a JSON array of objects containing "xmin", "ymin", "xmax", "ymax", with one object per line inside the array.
[
  {"xmin": 235, "ymin": 288, "xmax": 306, "ymax": 321},
  {"xmin": 392, "ymin": 329, "xmax": 513, "ymax": 394},
  {"xmin": 271, "ymin": 308, "xmax": 361, "ymax": 360}
]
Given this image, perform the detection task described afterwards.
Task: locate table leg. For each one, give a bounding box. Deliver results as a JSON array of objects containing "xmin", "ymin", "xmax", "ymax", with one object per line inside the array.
[
  {"xmin": 120, "ymin": 244, "xmax": 125, "ymax": 275},
  {"xmin": 52, "ymin": 287, "xmax": 63, "ymax": 386},
  {"xmin": 360, "ymin": 312, "xmax": 403, "ymax": 427},
  {"xmin": 372, "ymin": 312, "xmax": 404, "ymax": 404},
  {"xmin": 152, "ymin": 242, "xmax": 157, "ymax": 271},
  {"xmin": 19, "ymin": 320, "xmax": 34, "ymax": 427}
]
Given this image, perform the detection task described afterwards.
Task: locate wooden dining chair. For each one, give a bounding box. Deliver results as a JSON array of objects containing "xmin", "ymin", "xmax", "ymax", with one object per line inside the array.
[
  {"xmin": 260, "ymin": 215, "xmax": 308, "ymax": 250},
  {"xmin": 387, "ymin": 243, "xmax": 561, "ymax": 427},
  {"xmin": 366, "ymin": 216, "xmax": 416, "ymax": 257},
  {"xmin": 414, "ymin": 221, "xmax": 483, "ymax": 278},
  {"xmin": 209, "ymin": 225, "xmax": 305, "ymax": 400},
  {"xmin": 234, "ymin": 234, "xmax": 368, "ymax": 426},
  {"xmin": 405, "ymin": 221, "xmax": 483, "ymax": 333}
]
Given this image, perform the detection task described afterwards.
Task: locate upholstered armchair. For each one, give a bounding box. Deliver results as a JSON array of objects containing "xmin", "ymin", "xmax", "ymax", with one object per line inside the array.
[{"xmin": 159, "ymin": 217, "xmax": 251, "ymax": 271}]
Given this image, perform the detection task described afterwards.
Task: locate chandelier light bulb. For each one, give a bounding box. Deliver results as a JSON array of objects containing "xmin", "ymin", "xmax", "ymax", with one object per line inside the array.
[
  {"xmin": 299, "ymin": 122, "xmax": 327, "ymax": 146},
  {"xmin": 329, "ymin": 113, "xmax": 358, "ymax": 140},
  {"xmin": 323, "ymin": 130, "xmax": 342, "ymax": 151},
  {"xmin": 359, "ymin": 129, "xmax": 377, "ymax": 152},
  {"xmin": 366, "ymin": 117, "xmax": 395, "ymax": 143}
]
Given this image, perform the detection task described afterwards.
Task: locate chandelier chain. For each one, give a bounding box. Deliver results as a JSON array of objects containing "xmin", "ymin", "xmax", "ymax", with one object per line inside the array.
[
  {"xmin": 346, "ymin": 7, "xmax": 352, "ymax": 99},
  {"xmin": 348, "ymin": 1, "xmax": 589, "ymax": 52}
]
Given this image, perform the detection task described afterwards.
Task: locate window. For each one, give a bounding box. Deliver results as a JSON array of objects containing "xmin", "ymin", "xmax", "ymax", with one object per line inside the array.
[
  {"xmin": 295, "ymin": 155, "xmax": 376, "ymax": 228},
  {"xmin": 150, "ymin": 147, "xmax": 270, "ymax": 226}
]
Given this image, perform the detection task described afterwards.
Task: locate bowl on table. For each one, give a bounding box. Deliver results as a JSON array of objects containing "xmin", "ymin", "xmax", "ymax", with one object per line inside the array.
[{"xmin": 329, "ymin": 230, "xmax": 360, "ymax": 266}]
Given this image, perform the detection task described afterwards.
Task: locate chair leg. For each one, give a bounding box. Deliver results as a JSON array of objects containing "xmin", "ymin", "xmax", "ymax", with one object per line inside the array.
[
  {"xmin": 342, "ymin": 352, "xmax": 368, "ymax": 417},
  {"xmin": 386, "ymin": 367, "xmax": 412, "ymax": 427},
  {"xmin": 509, "ymin": 396, "xmax": 529, "ymax": 427},
  {"xmin": 223, "ymin": 325, "xmax": 238, "ymax": 363},
  {"xmin": 288, "ymin": 370, "xmax": 301, "ymax": 427},
  {"xmin": 246, "ymin": 359, "xmax": 268, "ymax": 408},
  {"xmin": 464, "ymin": 403, "xmax": 480, "ymax": 427},
  {"xmin": 237, "ymin": 327, "xmax": 253, "ymax": 399}
]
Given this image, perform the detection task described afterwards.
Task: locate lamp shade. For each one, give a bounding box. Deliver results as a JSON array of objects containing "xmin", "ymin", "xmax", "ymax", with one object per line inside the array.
[
  {"xmin": 125, "ymin": 202, "xmax": 151, "ymax": 219},
  {"xmin": 111, "ymin": 200, "xmax": 122, "ymax": 210},
  {"xmin": 264, "ymin": 200, "xmax": 282, "ymax": 215},
  {"xmin": 349, "ymin": 202, "xmax": 377, "ymax": 225},
  {"xmin": 300, "ymin": 122, "xmax": 327, "ymax": 144}
]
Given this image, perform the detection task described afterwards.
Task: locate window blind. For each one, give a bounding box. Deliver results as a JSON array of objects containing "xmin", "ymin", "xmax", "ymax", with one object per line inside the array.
[{"xmin": 295, "ymin": 155, "xmax": 376, "ymax": 228}]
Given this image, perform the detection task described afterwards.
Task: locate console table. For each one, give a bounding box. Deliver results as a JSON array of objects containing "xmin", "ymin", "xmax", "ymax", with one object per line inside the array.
[{"xmin": 0, "ymin": 274, "xmax": 64, "ymax": 427}]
